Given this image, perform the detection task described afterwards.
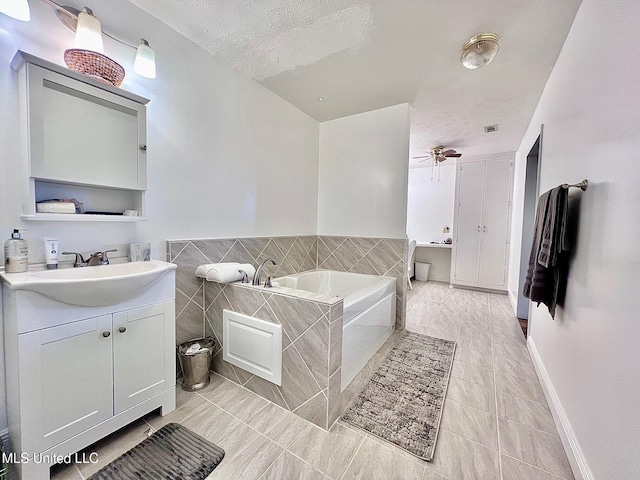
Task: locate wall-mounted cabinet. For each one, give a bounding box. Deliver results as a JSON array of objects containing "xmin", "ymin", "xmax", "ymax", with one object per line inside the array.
[
  {"xmin": 451, "ymin": 156, "xmax": 513, "ymax": 290},
  {"xmin": 11, "ymin": 51, "xmax": 150, "ymax": 222}
]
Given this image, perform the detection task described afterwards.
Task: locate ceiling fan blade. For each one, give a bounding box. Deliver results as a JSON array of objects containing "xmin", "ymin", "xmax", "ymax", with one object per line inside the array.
[
  {"xmin": 412, "ymin": 155, "xmax": 430, "ymax": 159},
  {"xmin": 445, "ymin": 153, "xmax": 462, "ymax": 157},
  {"xmin": 442, "ymin": 149, "xmax": 457, "ymax": 156}
]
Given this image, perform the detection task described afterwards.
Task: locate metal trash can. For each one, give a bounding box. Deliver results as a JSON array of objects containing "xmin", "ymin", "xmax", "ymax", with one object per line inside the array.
[
  {"xmin": 177, "ymin": 337, "xmax": 215, "ymax": 391},
  {"xmin": 415, "ymin": 262, "xmax": 432, "ymax": 281}
]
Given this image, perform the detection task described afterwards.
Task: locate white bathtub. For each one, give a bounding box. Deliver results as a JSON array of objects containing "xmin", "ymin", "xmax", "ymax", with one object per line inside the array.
[{"xmin": 275, "ymin": 270, "xmax": 396, "ymax": 390}]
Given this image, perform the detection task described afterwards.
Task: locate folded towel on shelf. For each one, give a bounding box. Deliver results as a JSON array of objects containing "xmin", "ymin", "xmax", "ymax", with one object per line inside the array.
[{"xmin": 195, "ymin": 263, "xmax": 256, "ymax": 283}]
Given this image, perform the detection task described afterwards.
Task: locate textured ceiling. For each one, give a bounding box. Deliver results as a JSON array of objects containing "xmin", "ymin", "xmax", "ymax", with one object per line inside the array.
[{"xmin": 127, "ymin": 0, "xmax": 582, "ymax": 166}]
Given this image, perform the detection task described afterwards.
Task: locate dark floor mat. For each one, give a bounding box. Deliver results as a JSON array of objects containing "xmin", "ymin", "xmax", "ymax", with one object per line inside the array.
[{"xmin": 88, "ymin": 423, "xmax": 224, "ymax": 480}]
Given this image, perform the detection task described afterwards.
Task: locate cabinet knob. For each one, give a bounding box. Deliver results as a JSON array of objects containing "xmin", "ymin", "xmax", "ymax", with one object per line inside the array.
[
  {"xmin": 477, "ymin": 225, "xmax": 481, "ymax": 232},
  {"xmin": 119, "ymin": 327, "xmax": 127, "ymax": 333},
  {"xmin": 139, "ymin": 144, "xmax": 147, "ymax": 151},
  {"xmin": 102, "ymin": 331, "xmax": 111, "ymax": 338}
]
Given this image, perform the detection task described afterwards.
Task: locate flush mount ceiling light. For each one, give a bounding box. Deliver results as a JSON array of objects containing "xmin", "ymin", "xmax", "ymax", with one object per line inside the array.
[
  {"xmin": 0, "ymin": 0, "xmax": 31, "ymax": 21},
  {"xmin": 460, "ymin": 33, "xmax": 500, "ymax": 69}
]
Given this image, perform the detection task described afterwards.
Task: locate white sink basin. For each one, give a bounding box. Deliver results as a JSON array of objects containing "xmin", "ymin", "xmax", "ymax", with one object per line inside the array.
[{"xmin": 0, "ymin": 260, "xmax": 176, "ymax": 306}]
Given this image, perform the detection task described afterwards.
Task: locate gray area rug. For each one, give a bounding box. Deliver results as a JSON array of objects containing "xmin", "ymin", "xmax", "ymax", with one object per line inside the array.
[
  {"xmin": 88, "ymin": 423, "xmax": 225, "ymax": 479},
  {"xmin": 342, "ymin": 332, "xmax": 456, "ymax": 461}
]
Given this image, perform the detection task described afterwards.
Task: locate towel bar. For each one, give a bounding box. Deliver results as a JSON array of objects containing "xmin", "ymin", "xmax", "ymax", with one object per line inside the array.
[{"xmin": 562, "ymin": 179, "xmax": 588, "ymax": 191}]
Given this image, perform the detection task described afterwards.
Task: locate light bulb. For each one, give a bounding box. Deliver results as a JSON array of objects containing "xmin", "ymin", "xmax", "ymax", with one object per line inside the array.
[
  {"xmin": 0, "ymin": 0, "xmax": 30, "ymax": 21},
  {"xmin": 75, "ymin": 8, "xmax": 103, "ymax": 53},
  {"xmin": 134, "ymin": 39, "xmax": 156, "ymax": 79}
]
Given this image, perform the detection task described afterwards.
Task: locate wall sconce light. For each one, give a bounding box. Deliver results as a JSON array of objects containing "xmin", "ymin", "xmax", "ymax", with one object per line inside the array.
[
  {"xmin": 0, "ymin": 0, "xmax": 31, "ymax": 21},
  {"xmin": 74, "ymin": 7, "xmax": 103, "ymax": 53},
  {"xmin": 7, "ymin": 0, "xmax": 157, "ymax": 82},
  {"xmin": 134, "ymin": 39, "xmax": 156, "ymax": 79}
]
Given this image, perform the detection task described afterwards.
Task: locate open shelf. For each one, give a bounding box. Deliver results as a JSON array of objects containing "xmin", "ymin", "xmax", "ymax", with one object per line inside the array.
[{"xmin": 21, "ymin": 214, "xmax": 146, "ymax": 222}]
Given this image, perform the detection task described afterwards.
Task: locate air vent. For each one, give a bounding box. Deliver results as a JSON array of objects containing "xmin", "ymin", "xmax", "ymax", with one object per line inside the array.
[{"xmin": 484, "ymin": 124, "xmax": 499, "ymax": 133}]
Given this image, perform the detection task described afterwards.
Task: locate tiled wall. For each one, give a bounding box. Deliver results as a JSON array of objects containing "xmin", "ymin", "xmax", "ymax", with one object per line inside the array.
[
  {"xmin": 317, "ymin": 236, "xmax": 408, "ymax": 329},
  {"xmin": 205, "ymin": 282, "xmax": 343, "ymax": 429},
  {"xmin": 167, "ymin": 236, "xmax": 317, "ymax": 345},
  {"xmin": 166, "ymin": 234, "xmax": 407, "ymax": 428}
]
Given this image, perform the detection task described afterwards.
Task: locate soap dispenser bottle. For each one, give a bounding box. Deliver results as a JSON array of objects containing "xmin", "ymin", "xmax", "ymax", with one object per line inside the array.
[{"xmin": 4, "ymin": 229, "xmax": 29, "ymax": 273}]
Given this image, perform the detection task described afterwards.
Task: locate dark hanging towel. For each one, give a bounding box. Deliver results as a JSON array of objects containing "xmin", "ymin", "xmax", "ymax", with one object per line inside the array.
[{"xmin": 523, "ymin": 185, "xmax": 569, "ymax": 318}]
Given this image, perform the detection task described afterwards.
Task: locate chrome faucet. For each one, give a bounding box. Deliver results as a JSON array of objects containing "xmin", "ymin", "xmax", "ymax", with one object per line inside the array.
[
  {"xmin": 62, "ymin": 249, "xmax": 117, "ymax": 267},
  {"xmin": 253, "ymin": 258, "xmax": 277, "ymax": 286},
  {"xmin": 238, "ymin": 269, "xmax": 250, "ymax": 284}
]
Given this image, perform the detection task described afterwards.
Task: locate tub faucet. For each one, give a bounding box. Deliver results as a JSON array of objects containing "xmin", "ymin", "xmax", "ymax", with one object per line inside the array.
[
  {"xmin": 253, "ymin": 258, "xmax": 277, "ymax": 286},
  {"xmin": 238, "ymin": 269, "xmax": 250, "ymax": 284}
]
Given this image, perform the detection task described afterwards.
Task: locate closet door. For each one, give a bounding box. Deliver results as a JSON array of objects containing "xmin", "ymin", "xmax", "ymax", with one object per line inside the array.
[
  {"xmin": 479, "ymin": 159, "xmax": 512, "ymax": 287},
  {"xmin": 453, "ymin": 161, "xmax": 485, "ymax": 283}
]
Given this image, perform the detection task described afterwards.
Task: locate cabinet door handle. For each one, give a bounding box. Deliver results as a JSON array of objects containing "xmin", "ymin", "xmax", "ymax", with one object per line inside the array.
[
  {"xmin": 477, "ymin": 225, "xmax": 481, "ymax": 232},
  {"xmin": 483, "ymin": 226, "xmax": 487, "ymax": 232},
  {"xmin": 102, "ymin": 331, "xmax": 111, "ymax": 338},
  {"xmin": 139, "ymin": 144, "xmax": 147, "ymax": 151},
  {"xmin": 119, "ymin": 327, "xmax": 127, "ymax": 333}
]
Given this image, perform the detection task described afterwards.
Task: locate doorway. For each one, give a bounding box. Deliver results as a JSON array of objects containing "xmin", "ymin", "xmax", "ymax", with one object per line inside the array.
[{"xmin": 516, "ymin": 133, "xmax": 541, "ymax": 324}]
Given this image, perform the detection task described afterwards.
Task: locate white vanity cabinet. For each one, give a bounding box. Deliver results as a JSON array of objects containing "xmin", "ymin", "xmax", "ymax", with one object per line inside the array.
[
  {"xmin": 19, "ymin": 315, "xmax": 114, "ymax": 454},
  {"xmin": 1, "ymin": 265, "xmax": 176, "ymax": 480},
  {"xmin": 113, "ymin": 303, "xmax": 175, "ymax": 413},
  {"xmin": 451, "ymin": 156, "xmax": 513, "ymax": 290}
]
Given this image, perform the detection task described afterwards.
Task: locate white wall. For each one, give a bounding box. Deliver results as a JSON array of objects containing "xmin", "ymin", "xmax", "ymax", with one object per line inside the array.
[
  {"xmin": 317, "ymin": 104, "xmax": 410, "ymax": 238},
  {"xmin": 0, "ymin": 0, "xmax": 319, "ymax": 431},
  {"xmin": 406, "ymin": 164, "xmax": 455, "ymax": 243},
  {"xmin": 508, "ymin": 1, "xmax": 640, "ymax": 478},
  {"xmin": 0, "ymin": 0, "xmax": 319, "ymax": 261}
]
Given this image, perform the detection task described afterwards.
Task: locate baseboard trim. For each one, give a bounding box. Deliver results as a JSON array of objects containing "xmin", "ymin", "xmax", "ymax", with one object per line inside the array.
[
  {"xmin": 527, "ymin": 337, "xmax": 593, "ymax": 480},
  {"xmin": 507, "ymin": 289, "xmax": 517, "ymax": 315},
  {"xmin": 428, "ymin": 274, "xmax": 451, "ymax": 283}
]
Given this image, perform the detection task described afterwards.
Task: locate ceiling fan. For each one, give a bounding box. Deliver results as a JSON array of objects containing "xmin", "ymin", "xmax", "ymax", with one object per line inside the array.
[
  {"xmin": 412, "ymin": 146, "xmax": 462, "ymax": 181},
  {"xmin": 412, "ymin": 146, "xmax": 462, "ymax": 164}
]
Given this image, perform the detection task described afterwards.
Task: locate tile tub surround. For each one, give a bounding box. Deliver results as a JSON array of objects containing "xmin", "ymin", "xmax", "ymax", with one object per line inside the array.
[
  {"xmin": 205, "ymin": 282, "xmax": 344, "ymax": 429},
  {"xmin": 166, "ymin": 235, "xmax": 407, "ymax": 429},
  {"xmin": 317, "ymin": 236, "xmax": 408, "ymax": 330},
  {"xmin": 167, "ymin": 236, "xmax": 317, "ymax": 345},
  {"xmin": 167, "ymin": 235, "xmax": 408, "ymax": 344},
  {"xmin": 205, "ymin": 279, "xmax": 399, "ymax": 431}
]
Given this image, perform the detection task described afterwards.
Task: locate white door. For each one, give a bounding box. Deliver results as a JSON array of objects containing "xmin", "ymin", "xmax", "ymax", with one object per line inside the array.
[
  {"xmin": 18, "ymin": 315, "xmax": 113, "ymax": 452},
  {"xmin": 453, "ymin": 161, "xmax": 485, "ymax": 283},
  {"xmin": 479, "ymin": 159, "xmax": 512, "ymax": 287},
  {"xmin": 113, "ymin": 302, "xmax": 175, "ymax": 413}
]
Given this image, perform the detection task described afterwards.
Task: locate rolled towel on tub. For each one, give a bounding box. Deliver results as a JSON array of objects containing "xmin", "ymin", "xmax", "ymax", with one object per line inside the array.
[
  {"xmin": 195, "ymin": 262, "xmax": 256, "ymax": 283},
  {"xmin": 195, "ymin": 262, "xmax": 238, "ymax": 278}
]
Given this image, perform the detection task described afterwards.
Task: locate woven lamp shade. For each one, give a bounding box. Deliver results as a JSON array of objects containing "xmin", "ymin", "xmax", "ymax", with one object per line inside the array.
[{"xmin": 64, "ymin": 49, "xmax": 125, "ymax": 87}]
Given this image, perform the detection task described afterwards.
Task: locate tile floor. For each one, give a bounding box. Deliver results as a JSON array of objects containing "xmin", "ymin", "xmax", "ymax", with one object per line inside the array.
[{"xmin": 51, "ymin": 281, "xmax": 574, "ymax": 480}]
